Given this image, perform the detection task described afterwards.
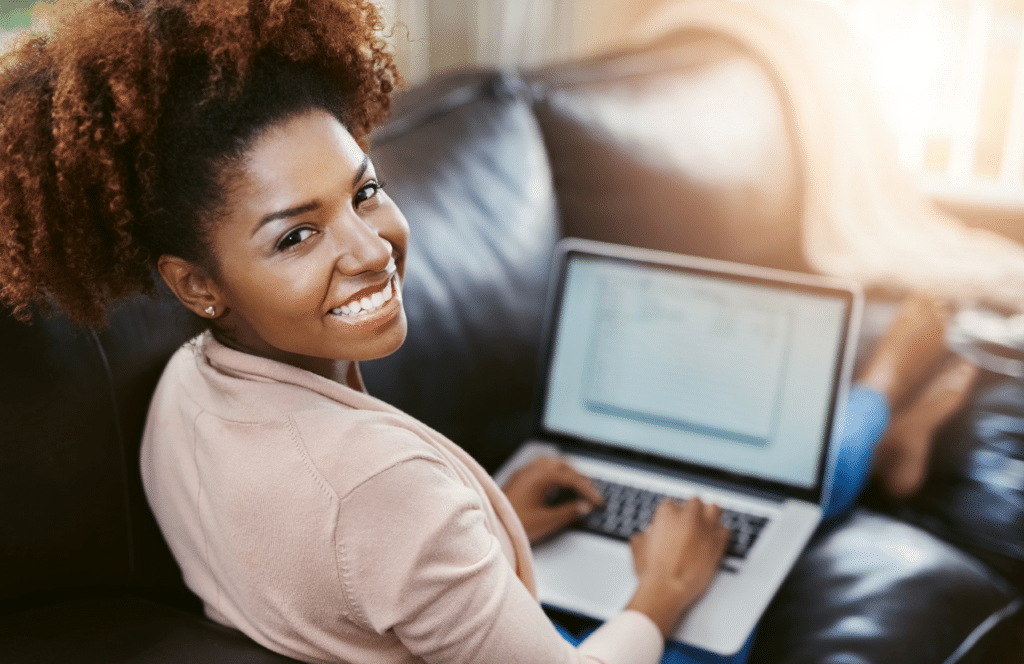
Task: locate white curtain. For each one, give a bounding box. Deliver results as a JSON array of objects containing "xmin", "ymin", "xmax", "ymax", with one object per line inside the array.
[
  {"xmin": 475, "ymin": 0, "xmax": 575, "ymax": 69},
  {"xmin": 377, "ymin": 0, "xmax": 575, "ymax": 84}
]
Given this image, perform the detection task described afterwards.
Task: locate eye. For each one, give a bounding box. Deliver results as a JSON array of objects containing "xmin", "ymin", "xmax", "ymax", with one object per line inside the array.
[
  {"xmin": 354, "ymin": 180, "xmax": 386, "ymax": 208},
  {"xmin": 276, "ymin": 227, "xmax": 316, "ymax": 252}
]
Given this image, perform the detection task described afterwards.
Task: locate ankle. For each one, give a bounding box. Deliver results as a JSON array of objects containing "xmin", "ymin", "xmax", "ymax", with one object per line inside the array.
[{"xmin": 856, "ymin": 362, "xmax": 899, "ymax": 404}]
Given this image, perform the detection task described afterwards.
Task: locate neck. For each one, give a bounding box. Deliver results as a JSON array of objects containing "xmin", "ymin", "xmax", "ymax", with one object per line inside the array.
[{"xmin": 211, "ymin": 327, "xmax": 357, "ymax": 388}]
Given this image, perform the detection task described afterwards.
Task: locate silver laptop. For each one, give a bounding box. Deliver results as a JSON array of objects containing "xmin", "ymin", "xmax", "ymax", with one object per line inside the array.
[{"xmin": 495, "ymin": 238, "xmax": 862, "ymax": 656}]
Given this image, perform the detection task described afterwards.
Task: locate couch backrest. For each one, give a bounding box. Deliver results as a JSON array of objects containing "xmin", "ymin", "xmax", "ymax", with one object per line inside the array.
[
  {"xmin": 1, "ymin": 311, "xmax": 131, "ymax": 602},
  {"xmin": 0, "ymin": 290, "xmax": 204, "ymax": 607},
  {"xmin": 527, "ymin": 31, "xmax": 808, "ymax": 273}
]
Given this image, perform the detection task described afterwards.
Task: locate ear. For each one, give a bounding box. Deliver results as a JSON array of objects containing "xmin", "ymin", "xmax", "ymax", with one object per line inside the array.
[{"xmin": 157, "ymin": 255, "xmax": 226, "ymax": 319}]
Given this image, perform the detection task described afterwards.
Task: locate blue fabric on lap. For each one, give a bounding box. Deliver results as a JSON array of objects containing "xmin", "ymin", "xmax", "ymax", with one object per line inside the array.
[
  {"xmin": 823, "ymin": 385, "xmax": 890, "ymax": 520},
  {"xmin": 554, "ymin": 621, "xmax": 755, "ymax": 663},
  {"xmin": 662, "ymin": 632, "xmax": 755, "ymax": 664}
]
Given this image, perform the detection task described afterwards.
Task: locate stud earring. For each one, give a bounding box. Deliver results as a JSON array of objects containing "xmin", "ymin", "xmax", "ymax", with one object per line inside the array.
[{"xmin": 205, "ymin": 306, "xmax": 216, "ymax": 317}]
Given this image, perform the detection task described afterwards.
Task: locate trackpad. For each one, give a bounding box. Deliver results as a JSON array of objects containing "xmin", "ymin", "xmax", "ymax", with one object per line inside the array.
[{"xmin": 532, "ymin": 532, "xmax": 637, "ymax": 619}]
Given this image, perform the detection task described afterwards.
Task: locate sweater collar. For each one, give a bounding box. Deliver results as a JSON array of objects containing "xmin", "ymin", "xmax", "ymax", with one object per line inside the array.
[{"xmin": 200, "ymin": 331, "xmax": 388, "ymax": 411}]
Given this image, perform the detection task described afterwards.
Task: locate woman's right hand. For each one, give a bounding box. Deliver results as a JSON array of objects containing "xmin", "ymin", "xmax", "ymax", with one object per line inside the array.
[{"xmin": 625, "ymin": 497, "xmax": 730, "ymax": 637}]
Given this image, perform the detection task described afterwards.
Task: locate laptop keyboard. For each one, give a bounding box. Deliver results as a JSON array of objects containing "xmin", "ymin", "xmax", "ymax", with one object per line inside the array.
[{"xmin": 577, "ymin": 477, "xmax": 770, "ymax": 562}]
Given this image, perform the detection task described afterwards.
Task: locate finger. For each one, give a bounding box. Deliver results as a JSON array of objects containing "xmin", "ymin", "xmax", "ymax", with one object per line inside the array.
[
  {"xmin": 708, "ymin": 513, "xmax": 731, "ymax": 555},
  {"xmin": 650, "ymin": 496, "xmax": 682, "ymax": 524},
  {"xmin": 677, "ymin": 496, "xmax": 702, "ymax": 521},
  {"xmin": 702, "ymin": 501, "xmax": 723, "ymax": 522},
  {"xmin": 552, "ymin": 463, "xmax": 604, "ymax": 505},
  {"xmin": 629, "ymin": 531, "xmax": 646, "ymax": 575},
  {"xmin": 539, "ymin": 499, "xmax": 594, "ymax": 535},
  {"xmin": 660, "ymin": 495, "xmax": 687, "ymax": 511},
  {"xmin": 717, "ymin": 524, "xmax": 731, "ymax": 550},
  {"xmin": 629, "ymin": 529, "xmax": 646, "ymax": 555},
  {"xmin": 701, "ymin": 503, "xmax": 729, "ymax": 548},
  {"xmin": 710, "ymin": 527, "xmax": 730, "ymax": 561}
]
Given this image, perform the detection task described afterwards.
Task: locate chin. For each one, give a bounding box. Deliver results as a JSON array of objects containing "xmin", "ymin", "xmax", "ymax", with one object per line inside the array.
[{"xmin": 337, "ymin": 310, "xmax": 408, "ymax": 362}]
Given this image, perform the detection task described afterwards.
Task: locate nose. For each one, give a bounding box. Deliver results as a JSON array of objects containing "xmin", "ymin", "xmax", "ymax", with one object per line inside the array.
[{"xmin": 331, "ymin": 214, "xmax": 393, "ymax": 275}]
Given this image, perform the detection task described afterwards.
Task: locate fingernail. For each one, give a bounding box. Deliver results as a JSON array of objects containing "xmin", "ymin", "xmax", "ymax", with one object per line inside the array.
[{"xmin": 576, "ymin": 501, "xmax": 593, "ymax": 516}]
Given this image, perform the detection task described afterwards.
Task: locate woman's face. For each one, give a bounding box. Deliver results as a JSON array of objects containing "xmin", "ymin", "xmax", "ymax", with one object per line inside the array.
[{"xmin": 206, "ymin": 109, "xmax": 409, "ymax": 371}]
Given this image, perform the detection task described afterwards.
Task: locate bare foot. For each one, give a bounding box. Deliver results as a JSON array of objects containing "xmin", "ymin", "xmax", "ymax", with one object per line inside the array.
[
  {"xmin": 872, "ymin": 357, "xmax": 979, "ymax": 499},
  {"xmin": 858, "ymin": 295, "xmax": 949, "ymax": 407}
]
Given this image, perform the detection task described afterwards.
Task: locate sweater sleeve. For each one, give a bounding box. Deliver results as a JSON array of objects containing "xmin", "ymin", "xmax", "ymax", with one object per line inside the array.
[{"xmin": 336, "ymin": 457, "xmax": 664, "ymax": 664}]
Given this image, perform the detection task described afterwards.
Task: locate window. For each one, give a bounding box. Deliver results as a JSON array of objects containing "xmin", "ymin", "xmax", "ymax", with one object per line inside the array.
[{"xmin": 826, "ymin": 0, "xmax": 1024, "ymax": 207}]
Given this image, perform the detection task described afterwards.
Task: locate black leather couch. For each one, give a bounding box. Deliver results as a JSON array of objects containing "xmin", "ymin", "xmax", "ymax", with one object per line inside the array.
[{"xmin": 4, "ymin": 33, "xmax": 1024, "ymax": 663}]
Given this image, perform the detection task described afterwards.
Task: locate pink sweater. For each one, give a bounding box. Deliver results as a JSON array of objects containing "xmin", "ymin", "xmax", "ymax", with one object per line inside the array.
[{"xmin": 141, "ymin": 333, "xmax": 663, "ymax": 663}]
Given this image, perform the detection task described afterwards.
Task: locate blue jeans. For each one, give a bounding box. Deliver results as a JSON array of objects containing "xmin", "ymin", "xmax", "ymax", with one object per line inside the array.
[{"xmin": 555, "ymin": 385, "xmax": 891, "ymax": 663}]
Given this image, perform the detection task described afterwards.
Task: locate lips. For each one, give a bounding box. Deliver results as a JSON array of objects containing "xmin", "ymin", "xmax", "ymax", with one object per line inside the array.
[{"xmin": 327, "ymin": 256, "xmax": 400, "ymax": 318}]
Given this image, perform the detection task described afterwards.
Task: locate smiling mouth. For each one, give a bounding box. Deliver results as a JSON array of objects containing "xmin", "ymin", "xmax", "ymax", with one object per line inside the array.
[{"xmin": 328, "ymin": 273, "xmax": 400, "ymax": 318}]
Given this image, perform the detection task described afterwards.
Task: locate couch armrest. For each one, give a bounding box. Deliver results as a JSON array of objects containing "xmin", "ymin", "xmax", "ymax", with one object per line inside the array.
[{"xmin": 751, "ymin": 510, "xmax": 1021, "ymax": 664}]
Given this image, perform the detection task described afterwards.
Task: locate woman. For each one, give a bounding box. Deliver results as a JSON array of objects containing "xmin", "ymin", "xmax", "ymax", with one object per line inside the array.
[{"xmin": 0, "ymin": 1, "xmax": 975, "ymax": 662}]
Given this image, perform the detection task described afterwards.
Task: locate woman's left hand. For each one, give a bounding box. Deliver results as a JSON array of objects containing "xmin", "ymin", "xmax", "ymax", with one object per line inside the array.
[{"xmin": 502, "ymin": 456, "xmax": 603, "ymax": 543}]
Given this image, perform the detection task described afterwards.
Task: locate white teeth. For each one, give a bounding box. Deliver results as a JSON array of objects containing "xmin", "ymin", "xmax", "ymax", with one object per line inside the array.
[{"xmin": 329, "ymin": 275, "xmax": 399, "ymax": 317}]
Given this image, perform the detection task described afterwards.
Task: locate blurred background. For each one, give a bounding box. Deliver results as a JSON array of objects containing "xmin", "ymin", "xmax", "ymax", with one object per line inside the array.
[
  {"xmin": 5, "ymin": 0, "xmax": 1024, "ymax": 223},
  {"xmin": 373, "ymin": 0, "xmax": 1024, "ymax": 220}
]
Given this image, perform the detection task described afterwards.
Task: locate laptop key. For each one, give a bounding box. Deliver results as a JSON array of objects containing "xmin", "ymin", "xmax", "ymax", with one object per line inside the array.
[{"xmin": 575, "ymin": 477, "xmax": 770, "ymax": 566}]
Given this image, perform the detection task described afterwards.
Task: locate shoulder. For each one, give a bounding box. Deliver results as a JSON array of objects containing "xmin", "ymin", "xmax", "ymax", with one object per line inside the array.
[
  {"xmin": 333, "ymin": 454, "xmax": 497, "ymax": 630},
  {"xmin": 288, "ymin": 406, "xmax": 451, "ymax": 500},
  {"xmin": 151, "ymin": 335, "xmax": 456, "ymax": 497}
]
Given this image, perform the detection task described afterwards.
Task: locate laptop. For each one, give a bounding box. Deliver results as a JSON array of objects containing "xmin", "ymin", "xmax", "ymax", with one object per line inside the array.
[{"xmin": 494, "ymin": 238, "xmax": 862, "ymax": 656}]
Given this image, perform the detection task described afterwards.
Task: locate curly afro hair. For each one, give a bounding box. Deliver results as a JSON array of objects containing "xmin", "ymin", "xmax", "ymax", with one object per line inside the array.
[{"xmin": 0, "ymin": 0, "xmax": 399, "ymax": 327}]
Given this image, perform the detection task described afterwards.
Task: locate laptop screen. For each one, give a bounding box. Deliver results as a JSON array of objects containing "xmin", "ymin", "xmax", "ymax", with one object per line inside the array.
[{"xmin": 539, "ymin": 247, "xmax": 855, "ymax": 494}]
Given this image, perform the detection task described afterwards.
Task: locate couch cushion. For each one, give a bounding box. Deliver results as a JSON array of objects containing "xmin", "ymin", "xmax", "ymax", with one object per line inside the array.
[
  {"xmin": 0, "ymin": 309, "xmax": 132, "ymax": 601},
  {"xmin": 362, "ymin": 71, "xmax": 560, "ymax": 470},
  {"xmin": 892, "ymin": 372, "xmax": 1024, "ymax": 593},
  {"xmin": 0, "ymin": 596, "xmax": 299, "ymax": 663},
  {"xmin": 94, "ymin": 287, "xmax": 207, "ymax": 604},
  {"xmin": 527, "ymin": 33, "xmax": 806, "ymax": 272},
  {"xmin": 0, "ymin": 288, "xmax": 206, "ymax": 607},
  {"xmin": 751, "ymin": 509, "xmax": 1021, "ymax": 664}
]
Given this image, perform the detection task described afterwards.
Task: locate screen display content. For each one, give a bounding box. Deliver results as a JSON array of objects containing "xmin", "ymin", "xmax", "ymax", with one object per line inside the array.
[{"xmin": 542, "ymin": 254, "xmax": 850, "ymax": 490}]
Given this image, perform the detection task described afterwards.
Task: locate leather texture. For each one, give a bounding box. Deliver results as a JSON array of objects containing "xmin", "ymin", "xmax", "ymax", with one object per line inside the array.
[
  {"xmin": 2, "ymin": 44, "xmax": 1023, "ymax": 663},
  {"xmin": 0, "ymin": 288, "xmax": 206, "ymax": 608},
  {"xmin": 526, "ymin": 33, "xmax": 807, "ymax": 273},
  {"xmin": 895, "ymin": 372, "xmax": 1024, "ymax": 593},
  {"xmin": 93, "ymin": 288, "xmax": 208, "ymax": 604},
  {"xmin": 752, "ymin": 510, "xmax": 1021, "ymax": 664},
  {"xmin": 1, "ymin": 311, "xmax": 132, "ymax": 601}
]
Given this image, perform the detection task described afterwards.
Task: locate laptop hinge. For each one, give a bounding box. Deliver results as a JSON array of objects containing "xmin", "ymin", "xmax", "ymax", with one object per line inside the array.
[{"xmin": 554, "ymin": 443, "xmax": 791, "ymax": 505}]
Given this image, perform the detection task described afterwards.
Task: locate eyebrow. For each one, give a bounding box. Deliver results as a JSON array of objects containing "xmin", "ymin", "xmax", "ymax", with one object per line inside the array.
[
  {"xmin": 251, "ymin": 155, "xmax": 372, "ymax": 236},
  {"xmin": 352, "ymin": 154, "xmax": 370, "ymax": 186},
  {"xmin": 252, "ymin": 201, "xmax": 321, "ymax": 236}
]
